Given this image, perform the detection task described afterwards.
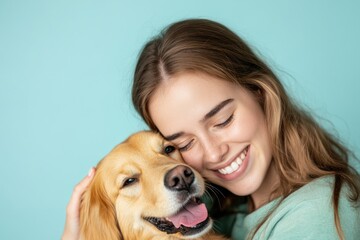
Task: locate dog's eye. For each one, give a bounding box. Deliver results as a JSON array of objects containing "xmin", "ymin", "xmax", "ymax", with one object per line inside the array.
[
  {"xmin": 123, "ymin": 178, "xmax": 137, "ymax": 187},
  {"xmin": 164, "ymin": 145, "xmax": 176, "ymax": 154}
]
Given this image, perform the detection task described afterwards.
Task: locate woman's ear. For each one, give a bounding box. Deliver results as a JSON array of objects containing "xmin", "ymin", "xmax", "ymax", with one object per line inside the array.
[{"xmin": 80, "ymin": 172, "xmax": 123, "ymax": 240}]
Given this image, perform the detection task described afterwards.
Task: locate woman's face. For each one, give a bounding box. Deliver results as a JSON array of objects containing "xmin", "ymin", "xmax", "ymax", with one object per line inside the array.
[{"xmin": 148, "ymin": 72, "xmax": 274, "ymax": 198}]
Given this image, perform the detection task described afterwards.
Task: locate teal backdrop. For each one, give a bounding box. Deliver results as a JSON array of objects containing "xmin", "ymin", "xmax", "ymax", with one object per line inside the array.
[{"xmin": 0, "ymin": 0, "xmax": 359, "ymax": 239}]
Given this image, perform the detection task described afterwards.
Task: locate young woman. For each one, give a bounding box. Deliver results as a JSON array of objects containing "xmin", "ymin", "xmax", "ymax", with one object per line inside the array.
[{"xmin": 62, "ymin": 19, "xmax": 360, "ymax": 239}]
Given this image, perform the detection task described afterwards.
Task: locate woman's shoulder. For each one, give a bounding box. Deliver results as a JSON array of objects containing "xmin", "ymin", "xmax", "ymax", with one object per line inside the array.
[
  {"xmin": 284, "ymin": 175, "xmax": 358, "ymax": 210},
  {"xmin": 288, "ymin": 175, "xmax": 335, "ymax": 201},
  {"xmin": 241, "ymin": 175, "xmax": 360, "ymax": 239}
]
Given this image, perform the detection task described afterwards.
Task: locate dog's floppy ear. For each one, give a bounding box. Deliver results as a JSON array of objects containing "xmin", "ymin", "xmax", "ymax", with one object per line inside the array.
[{"xmin": 80, "ymin": 172, "xmax": 123, "ymax": 240}]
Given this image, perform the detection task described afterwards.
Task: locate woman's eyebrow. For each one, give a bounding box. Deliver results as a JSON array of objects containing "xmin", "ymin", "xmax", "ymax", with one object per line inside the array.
[
  {"xmin": 202, "ymin": 98, "xmax": 234, "ymax": 122},
  {"xmin": 164, "ymin": 132, "xmax": 184, "ymax": 141}
]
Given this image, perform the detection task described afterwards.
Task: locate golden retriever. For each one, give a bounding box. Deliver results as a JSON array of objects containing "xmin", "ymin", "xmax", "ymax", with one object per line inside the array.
[{"xmin": 80, "ymin": 131, "xmax": 227, "ymax": 240}]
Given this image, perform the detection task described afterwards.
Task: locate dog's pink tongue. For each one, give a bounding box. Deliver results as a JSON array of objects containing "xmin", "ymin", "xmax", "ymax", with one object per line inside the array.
[{"xmin": 167, "ymin": 202, "xmax": 208, "ymax": 228}]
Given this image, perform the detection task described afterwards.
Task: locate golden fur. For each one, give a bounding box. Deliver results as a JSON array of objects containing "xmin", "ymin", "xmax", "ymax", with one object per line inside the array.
[{"xmin": 80, "ymin": 131, "xmax": 227, "ymax": 240}]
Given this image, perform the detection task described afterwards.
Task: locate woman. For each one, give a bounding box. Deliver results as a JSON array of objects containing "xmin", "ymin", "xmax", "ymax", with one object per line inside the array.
[{"xmin": 62, "ymin": 19, "xmax": 360, "ymax": 239}]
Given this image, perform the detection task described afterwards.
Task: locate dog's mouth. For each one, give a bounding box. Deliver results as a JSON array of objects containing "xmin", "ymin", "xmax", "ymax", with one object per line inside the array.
[{"xmin": 144, "ymin": 197, "xmax": 211, "ymax": 236}]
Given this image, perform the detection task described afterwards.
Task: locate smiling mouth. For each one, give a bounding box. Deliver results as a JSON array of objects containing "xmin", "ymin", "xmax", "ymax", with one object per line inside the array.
[
  {"xmin": 218, "ymin": 145, "xmax": 249, "ymax": 175},
  {"xmin": 144, "ymin": 197, "xmax": 211, "ymax": 236}
]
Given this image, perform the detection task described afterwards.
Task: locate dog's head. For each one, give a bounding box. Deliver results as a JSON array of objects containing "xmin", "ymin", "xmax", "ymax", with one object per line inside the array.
[{"xmin": 80, "ymin": 131, "xmax": 213, "ymax": 240}]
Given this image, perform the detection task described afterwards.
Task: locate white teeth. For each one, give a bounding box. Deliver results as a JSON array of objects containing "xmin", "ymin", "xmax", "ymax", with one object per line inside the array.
[
  {"xmin": 219, "ymin": 159, "xmax": 241, "ymax": 175},
  {"xmin": 218, "ymin": 147, "xmax": 248, "ymax": 175},
  {"xmin": 231, "ymin": 161, "xmax": 238, "ymax": 169},
  {"xmin": 225, "ymin": 166, "xmax": 232, "ymax": 173},
  {"xmin": 236, "ymin": 157, "xmax": 243, "ymax": 165}
]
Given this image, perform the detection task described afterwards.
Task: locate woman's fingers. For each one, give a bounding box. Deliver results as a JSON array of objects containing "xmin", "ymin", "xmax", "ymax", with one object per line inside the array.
[
  {"xmin": 67, "ymin": 168, "xmax": 95, "ymax": 218},
  {"xmin": 62, "ymin": 167, "xmax": 95, "ymax": 240}
]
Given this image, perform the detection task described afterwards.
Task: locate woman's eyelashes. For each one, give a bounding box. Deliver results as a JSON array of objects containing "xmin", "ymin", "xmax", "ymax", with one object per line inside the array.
[
  {"xmin": 214, "ymin": 114, "xmax": 234, "ymax": 128},
  {"xmin": 176, "ymin": 115, "xmax": 234, "ymax": 152},
  {"xmin": 178, "ymin": 139, "xmax": 194, "ymax": 152}
]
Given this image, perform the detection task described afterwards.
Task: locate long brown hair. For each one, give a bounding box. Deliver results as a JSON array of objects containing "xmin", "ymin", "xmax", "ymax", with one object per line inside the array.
[{"xmin": 132, "ymin": 18, "xmax": 360, "ymax": 239}]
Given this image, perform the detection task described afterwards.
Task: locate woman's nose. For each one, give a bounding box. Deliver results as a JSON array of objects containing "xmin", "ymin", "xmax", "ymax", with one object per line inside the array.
[{"xmin": 201, "ymin": 135, "xmax": 227, "ymax": 163}]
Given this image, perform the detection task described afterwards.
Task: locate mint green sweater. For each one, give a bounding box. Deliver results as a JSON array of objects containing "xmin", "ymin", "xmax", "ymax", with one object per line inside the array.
[{"xmin": 215, "ymin": 176, "xmax": 360, "ymax": 239}]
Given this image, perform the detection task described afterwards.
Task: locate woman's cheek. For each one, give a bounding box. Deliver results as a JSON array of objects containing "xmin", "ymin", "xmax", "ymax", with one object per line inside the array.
[
  {"xmin": 232, "ymin": 114, "xmax": 260, "ymax": 139},
  {"xmin": 182, "ymin": 150, "xmax": 203, "ymax": 172}
]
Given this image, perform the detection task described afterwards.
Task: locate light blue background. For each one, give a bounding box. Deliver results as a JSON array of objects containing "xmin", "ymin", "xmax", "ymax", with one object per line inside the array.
[{"xmin": 0, "ymin": 1, "xmax": 359, "ymax": 239}]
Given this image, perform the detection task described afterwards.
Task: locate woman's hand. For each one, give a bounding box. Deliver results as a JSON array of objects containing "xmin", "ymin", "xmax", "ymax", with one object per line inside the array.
[{"xmin": 61, "ymin": 167, "xmax": 95, "ymax": 240}]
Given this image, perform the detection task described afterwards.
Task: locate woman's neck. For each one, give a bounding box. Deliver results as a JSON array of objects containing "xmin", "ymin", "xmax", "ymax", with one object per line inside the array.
[{"xmin": 250, "ymin": 161, "xmax": 280, "ymax": 211}]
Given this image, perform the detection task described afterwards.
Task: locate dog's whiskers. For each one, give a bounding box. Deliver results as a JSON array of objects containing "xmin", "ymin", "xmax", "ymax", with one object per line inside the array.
[
  {"xmin": 204, "ymin": 182, "xmax": 225, "ymax": 208},
  {"xmin": 211, "ymin": 220, "xmax": 224, "ymax": 235}
]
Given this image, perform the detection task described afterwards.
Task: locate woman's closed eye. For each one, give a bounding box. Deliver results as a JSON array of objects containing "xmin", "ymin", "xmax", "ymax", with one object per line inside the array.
[
  {"xmin": 214, "ymin": 114, "xmax": 234, "ymax": 128},
  {"xmin": 177, "ymin": 115, "xmax": 233, "ymax": 152},
  {"xmin": 178, "ymin": 139, "xmax": 194, "ymax": 152}
]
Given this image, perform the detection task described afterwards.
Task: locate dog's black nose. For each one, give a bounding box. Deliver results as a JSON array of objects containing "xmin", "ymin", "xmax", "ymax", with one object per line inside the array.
[{"xmin": 164, "ymin": 166, "xmax": 195, "ymax": 191}]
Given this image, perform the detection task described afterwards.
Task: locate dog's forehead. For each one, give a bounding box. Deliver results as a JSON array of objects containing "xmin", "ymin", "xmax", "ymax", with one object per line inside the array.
[
  {"xmin": 101, "ymin": 131, "xmax": 176, "ymax": 172},
  {"xmin": 126, "ymin": 131, "xmax": 164, "ymax": 152},
  {"xmin": 106, "ymin": 131, "xmax": 164, "ymax": 162}
]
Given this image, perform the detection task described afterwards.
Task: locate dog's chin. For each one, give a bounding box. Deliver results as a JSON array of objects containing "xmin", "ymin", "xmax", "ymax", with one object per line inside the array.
[{"xmin": 144, "ymin": 197, "xmax": 212, "ymax": 238}]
